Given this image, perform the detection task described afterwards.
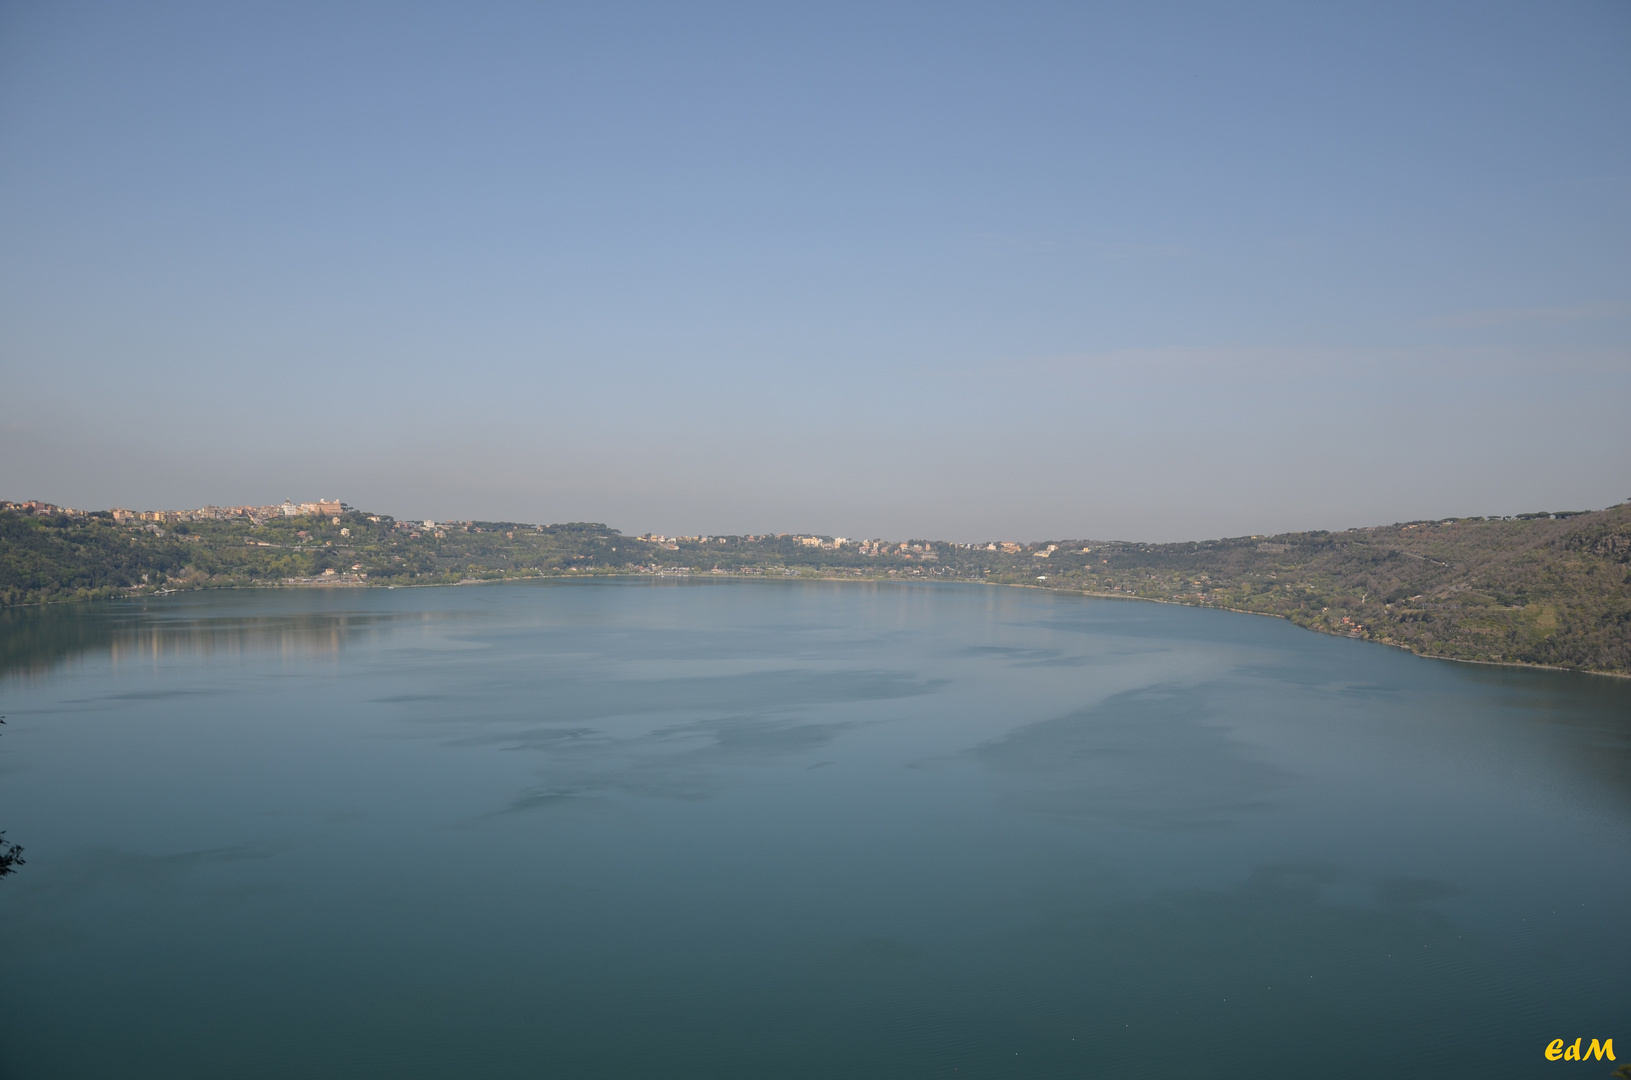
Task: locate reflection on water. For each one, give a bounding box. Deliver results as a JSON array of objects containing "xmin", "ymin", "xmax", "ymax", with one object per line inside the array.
[
  {"xmin": 0, "ymin": 580, "xmax": 1627, "ymax": 1079},
  {"xmin": 0, "ymin": 716, "xmax": 19, "ymax": 878},
  {"xmin": 0, "ymin": 594, "xmax": 446, "ymax": 681},
  {"xmin": 0, "ymin": 830, "xmax": 19, "ymax": 878}
]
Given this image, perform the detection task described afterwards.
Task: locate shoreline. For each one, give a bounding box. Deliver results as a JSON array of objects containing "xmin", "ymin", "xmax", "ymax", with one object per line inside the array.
[
  {"xmin": 988, "ymin": 581, "xmax": 1626, "ymax": 678},
  {"xmin": 4, "ymin": 571, "xmax": 1624, "ymax": 680}
]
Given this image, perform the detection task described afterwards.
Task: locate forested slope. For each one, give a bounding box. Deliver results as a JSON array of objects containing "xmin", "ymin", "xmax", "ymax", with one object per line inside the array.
[{"xmin": 1004, "ymin": 504, "xmax": 1631, "ymax": 676}]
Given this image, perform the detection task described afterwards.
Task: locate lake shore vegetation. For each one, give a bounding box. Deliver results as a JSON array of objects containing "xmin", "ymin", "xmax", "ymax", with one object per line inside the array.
[{"xmin": 2, "ymin": 501, "xmax": 1627, "ymax": 676}]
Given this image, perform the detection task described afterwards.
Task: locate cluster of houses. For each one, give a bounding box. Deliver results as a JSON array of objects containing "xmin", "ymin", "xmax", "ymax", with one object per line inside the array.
[
  {"xmin": 1, "ymin": 500, "xmax": 85, "ymax": 516},
  {"xmin": 105, "ymin": 499, "xmax": 347, "ymax": 524},
  {"xmin": 628, "ymin": 533, "xmax": 1056, "ymax": 560},
  {"xmin": 3, "ymin": 498, "xmax": 352, "ymax": 524}
]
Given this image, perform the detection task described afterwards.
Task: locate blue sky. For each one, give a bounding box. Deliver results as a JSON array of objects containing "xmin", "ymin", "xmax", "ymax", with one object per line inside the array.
[{"xmin": 2, "ymin": 1, "xmax": 1627, "ymax": 540}]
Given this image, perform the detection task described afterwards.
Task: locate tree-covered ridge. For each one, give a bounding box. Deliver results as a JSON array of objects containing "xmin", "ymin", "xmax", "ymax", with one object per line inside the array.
[
  {"xmin": 999, "ymin": 506, "xmax": 1631, "ymax": 676},
  {"xmin": 0, "ymin": 509, "xmax": 644, "ymax": 604},
  {"xmin": 1, "ymin": 502, "xmax": 1627, "ymax": 675}
]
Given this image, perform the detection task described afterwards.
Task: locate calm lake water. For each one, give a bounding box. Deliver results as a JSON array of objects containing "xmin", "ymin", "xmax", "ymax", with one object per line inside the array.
[{"xmin": 0, "ymin": 580, "xmax": 1627, "ymax": 1078}]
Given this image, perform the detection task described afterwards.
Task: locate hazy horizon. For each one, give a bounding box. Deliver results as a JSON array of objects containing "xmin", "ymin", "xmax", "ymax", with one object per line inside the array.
[{"xmin": 3, "ymin": 2, "xmax": 1628, "ymax": 542}]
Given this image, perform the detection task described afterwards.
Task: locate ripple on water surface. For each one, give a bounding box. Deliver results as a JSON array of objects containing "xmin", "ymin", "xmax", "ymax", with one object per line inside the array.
[{"xmin": 0, "ymin": 580, "xmax": 1627, "ymax": 1079}]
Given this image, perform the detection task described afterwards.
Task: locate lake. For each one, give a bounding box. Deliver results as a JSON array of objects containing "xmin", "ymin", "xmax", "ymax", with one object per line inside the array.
[{"xmin": 0, "ymin": 579, "xmax": 1626, "ymax": 1078}]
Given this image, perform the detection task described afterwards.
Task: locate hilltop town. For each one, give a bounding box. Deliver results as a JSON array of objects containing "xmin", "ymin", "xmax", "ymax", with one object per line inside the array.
[
  {"xmin": 18, "ymin": 498, "xmax": 349, "ymax": 524},
  {"xmin": 2, "ymin": 497, "xmax": 1628, "ymax": 676}
]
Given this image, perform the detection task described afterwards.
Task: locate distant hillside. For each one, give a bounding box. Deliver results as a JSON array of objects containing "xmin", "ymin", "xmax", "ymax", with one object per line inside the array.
[
  {"xmin": 2, "ymin": 501, "xmax": 1627, "ymax": 676},
  {"xmin": 1003, "ymin": 504, "xmax": 1631, "ymax": 677}
]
